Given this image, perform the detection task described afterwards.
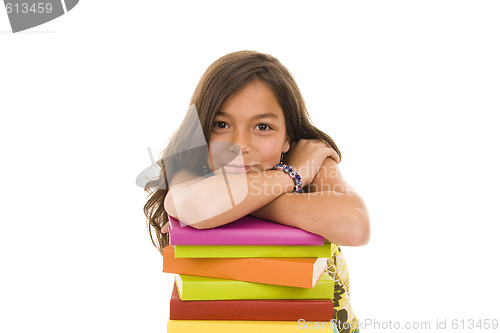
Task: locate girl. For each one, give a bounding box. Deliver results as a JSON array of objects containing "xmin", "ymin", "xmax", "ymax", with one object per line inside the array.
[{"xmin": 144, "ymin": 50, "xmax": 369, "ymax": 333}]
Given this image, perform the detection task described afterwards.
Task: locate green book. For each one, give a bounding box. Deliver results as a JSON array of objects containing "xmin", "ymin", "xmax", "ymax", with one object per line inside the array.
[
  {"xmin": 174, "ymin": 242, "xmax": 332, "ymax": 258},
  {"xmin": 174, "ymin": 271, "xmax": 334, "ymax": 301}
]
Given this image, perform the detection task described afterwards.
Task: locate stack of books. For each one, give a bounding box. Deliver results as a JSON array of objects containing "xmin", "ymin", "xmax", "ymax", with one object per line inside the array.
[{"xmin": 163, "ymin": 215, "xmax": 338, "ymax": 332}]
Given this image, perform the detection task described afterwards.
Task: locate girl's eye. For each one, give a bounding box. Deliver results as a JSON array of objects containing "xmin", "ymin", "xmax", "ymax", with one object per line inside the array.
[
  {"xmin": 214, "ymin": 121, "xmax": 228, "ymax": 129},
  {"xmin": 256, "ymin": 123, "xmax": 272, "ymax": 131}
]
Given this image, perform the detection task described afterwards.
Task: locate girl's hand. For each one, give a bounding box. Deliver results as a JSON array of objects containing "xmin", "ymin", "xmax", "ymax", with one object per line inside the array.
[{"xmin": 283, "ymin": 139, "xmax": 340, "ymax": 185}]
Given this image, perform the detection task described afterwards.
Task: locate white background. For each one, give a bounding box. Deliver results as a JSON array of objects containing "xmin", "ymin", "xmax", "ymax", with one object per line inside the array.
[{"xmin": 1, "ymin": 1, "xmax": 499, "ymax": 332}]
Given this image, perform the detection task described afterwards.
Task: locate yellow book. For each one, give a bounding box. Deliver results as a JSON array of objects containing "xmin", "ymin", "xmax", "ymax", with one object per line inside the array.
[{"xmin": 167, "ymin": 320, "xmax": 338, "ymax": 332}]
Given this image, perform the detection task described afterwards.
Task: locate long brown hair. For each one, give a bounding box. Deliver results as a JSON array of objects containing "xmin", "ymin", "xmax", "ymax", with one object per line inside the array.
[{"xmin": 144, "ymin": 50, "xmax": 341, "ymax": 253}]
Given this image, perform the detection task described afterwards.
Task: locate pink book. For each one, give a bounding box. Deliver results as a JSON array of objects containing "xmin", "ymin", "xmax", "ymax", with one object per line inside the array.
[{"xmin": 167, "ymin": 215, "xmax": 324, "ymax": 246}]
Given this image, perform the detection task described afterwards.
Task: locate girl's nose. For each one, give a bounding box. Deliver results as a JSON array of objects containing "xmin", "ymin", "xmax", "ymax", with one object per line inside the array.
[{"xmin": 230, "ymin": 131, "xmax": 250, "ymax": 154}]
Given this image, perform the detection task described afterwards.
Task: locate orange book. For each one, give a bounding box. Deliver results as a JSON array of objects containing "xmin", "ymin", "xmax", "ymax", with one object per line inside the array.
[{"xmin": 162, "ymin": 246, "xmax": 327, "ymax": 288}]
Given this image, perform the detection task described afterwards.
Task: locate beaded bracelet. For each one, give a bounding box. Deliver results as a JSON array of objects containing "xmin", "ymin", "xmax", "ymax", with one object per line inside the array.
[{"xmin": 271, "ymin": 164, "xmax": 303, "ymax": 193}]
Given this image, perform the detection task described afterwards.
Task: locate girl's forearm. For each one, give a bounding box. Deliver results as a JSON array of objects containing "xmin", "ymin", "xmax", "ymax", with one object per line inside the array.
[
  {"xmin": 250, "ymin": 191, "xmax": 370, "ymax": 246},
  {"xmin": 164, "ymin": 170, "xmax": 295, "ymax": 229}
]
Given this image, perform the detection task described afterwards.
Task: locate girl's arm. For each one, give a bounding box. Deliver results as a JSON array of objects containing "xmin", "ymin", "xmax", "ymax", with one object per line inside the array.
[
  {"xmin": 250, "ymin": 157, "xmax": 370, "ymax": 246},
  {"xmin": 162, "ymin": 140, "xmax": 338, "ymax": 231},
  {"xmin": 163, "ymin": 139, "xmax": 338, "ymax": 231},
  {"xmin": 163, "ymin": 169, "xmax": 296, "ymax": 229}
]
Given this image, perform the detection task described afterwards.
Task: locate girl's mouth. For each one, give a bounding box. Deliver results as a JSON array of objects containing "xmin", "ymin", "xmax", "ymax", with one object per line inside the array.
[{"xmin": 224, "ymin": 164, "xmax": 252, "ymax": 173}]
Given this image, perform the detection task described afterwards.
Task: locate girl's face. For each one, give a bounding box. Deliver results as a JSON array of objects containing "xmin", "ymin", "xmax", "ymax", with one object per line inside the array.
[{"xmin": 208, "ymin": 80, "xmax": 290, "ymax": 173}]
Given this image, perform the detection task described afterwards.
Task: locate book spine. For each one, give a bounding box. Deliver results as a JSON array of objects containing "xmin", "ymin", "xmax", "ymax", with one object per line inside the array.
[
  {"xmin": 168, "ymin": 215, "xmax": 324, "ymax": 246},
  {"xmin": 163, "ymin": 248, "xmax": 323, "ymax": 288},
  {"xmin": 170, "ymin": 298, "xmax": 334, "ymax": 321},
  {"xmin": 167, "ymin": 320, "xmax": 338, "ymax": 333},
  {"xmin": 179, "ymin": 275, "xmax": 334, "ymax": 301},
  {"xmin": 174, "ymin": 244, "xmax": 331, "ymax": 258}
]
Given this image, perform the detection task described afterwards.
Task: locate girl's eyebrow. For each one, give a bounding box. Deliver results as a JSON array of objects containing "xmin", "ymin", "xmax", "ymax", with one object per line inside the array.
[{"xmin": 216, "ymin": 111, "xmax": 279, "ymax": 120}]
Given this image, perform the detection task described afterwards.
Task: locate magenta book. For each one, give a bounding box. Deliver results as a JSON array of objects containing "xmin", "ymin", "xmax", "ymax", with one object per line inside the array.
[{"xmin": 167, "ymin": 215, "xmax": 324, "ymax": 246}]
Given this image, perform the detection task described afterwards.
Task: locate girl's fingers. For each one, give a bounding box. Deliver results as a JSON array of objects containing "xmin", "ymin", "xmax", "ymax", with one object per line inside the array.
[
  {"xmin": 286, "ymin": 139, "xmax": 340, "ymax": 183},
  {"xmin": 315, "ymin": 140, "xmax": 340, "ymax": 164},
  {"xmin": 160, "ymin": 222, "xmax": 169, "ymax": 234},
  {"xmin": 320, "ymin": 140, "xmax": 339, "ymax": 164},
  {"xmin": 330, "ymin": 149, "xmax": 340, "ymax": 164}
]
